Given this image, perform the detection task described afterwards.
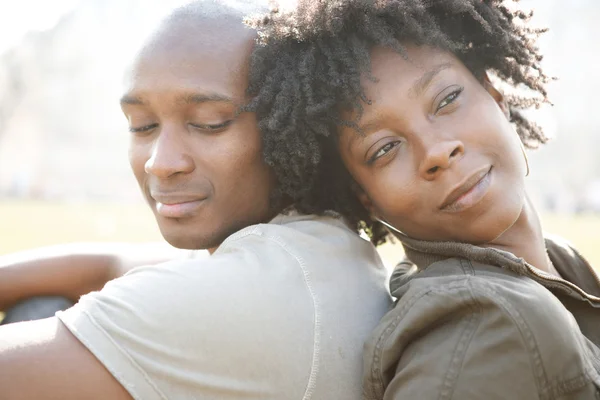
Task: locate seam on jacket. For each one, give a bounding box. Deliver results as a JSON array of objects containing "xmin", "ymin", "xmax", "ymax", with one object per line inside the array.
[
  {"xmin": 459, "ymin": 258, "xmax": 476, "ymax": 276},
  {"xmin": 554, "ymin": 369, "xmax": 598, "ymax": 396},
  {"xmin": 369, "ymin": 279, "xmax": 530, "ymax": 400},
  {"xmin": 471, "ymin": 279, "xmax": 600, "ymax": 397},
  {"xmin": 366, "ymin": 277, "xmax": 471, "ymax": 399},
  {"xmin": 471, "ymin": 279, "xmax": 553, "ymax": 399},
  {"xmin": 366, "ymin": 286, "xmax": 423, "ymax": 398},
  {"xmin": 70, "ymin": 309, "xmax": 168, "ymax": 400},
  {"xmin": 259, "ymin": 233, "xmax": 321, "ymax": 400},
  {"xmin": 441, "ymin": 276, "xmax": 596, "ymax": 398},
  {"xmin": 549, "ymin": 333, "xmax": 600, "ymax": 395},
  {"xmin": 368, "ymin": 265, "xmax": 598, "ymax": 400},
  {"xmin": 568, "ymin": 243, "xmax": 600, "ymax": 290},
  {"xmin": 438, "ymin": 280, "xmax": 482, "ymax": 400}
]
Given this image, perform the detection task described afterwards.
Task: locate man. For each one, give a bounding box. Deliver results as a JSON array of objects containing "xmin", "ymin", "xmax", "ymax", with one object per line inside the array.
[{"xmin": 0, "ymin": 1, "xmax": 391, "ymax": 399}]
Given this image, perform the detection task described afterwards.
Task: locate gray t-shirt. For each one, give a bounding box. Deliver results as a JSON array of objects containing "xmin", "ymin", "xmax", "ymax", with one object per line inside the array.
[{"xmin": 57, "ymin": 214, "xmax": 391, "ymax": 399}]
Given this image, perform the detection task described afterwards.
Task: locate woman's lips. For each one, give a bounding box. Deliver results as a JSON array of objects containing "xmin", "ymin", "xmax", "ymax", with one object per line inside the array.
[{"xmin": 440, "ymin": 166, "xmax": 493, "ymax": 213}]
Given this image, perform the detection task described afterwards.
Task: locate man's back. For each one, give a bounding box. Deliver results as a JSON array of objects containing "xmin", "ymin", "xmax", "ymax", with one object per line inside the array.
[{"xmin": 57, "ymin": 214, "xmax": 391, "ymax": 399}]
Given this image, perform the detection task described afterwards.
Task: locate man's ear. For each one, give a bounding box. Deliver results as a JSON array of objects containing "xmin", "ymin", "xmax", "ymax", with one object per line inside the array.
[{"xmin": 483, "ymin": 72, "xmax": 510, "ymax": 119}]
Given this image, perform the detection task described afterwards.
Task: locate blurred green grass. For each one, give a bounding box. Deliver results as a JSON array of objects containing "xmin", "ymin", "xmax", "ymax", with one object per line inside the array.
[
  {"xmin": 0, "ymin": 200, "xmax": 163, "ymax": 254},
  {"xmin": 1, "ymin": 200, "xmax": 599, "ymax": 269}
]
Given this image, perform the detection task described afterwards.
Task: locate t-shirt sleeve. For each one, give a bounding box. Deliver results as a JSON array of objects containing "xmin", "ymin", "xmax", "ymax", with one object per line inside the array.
[{"xmin": 57, "ymin": 244, "xmax": 314, "ymax": 400}]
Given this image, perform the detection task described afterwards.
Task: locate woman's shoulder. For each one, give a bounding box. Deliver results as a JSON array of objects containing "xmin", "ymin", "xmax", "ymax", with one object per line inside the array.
[
  {"xmin": 365, "ymin": 257, "xmax": 597, "ymax": 400},
  {"xmin": 394, "ymin": 257, "xmax": 572, "ymax": 325},
  {"xmin": 392, "ymin": 256, "xmax": 544, "ymax": 298}
]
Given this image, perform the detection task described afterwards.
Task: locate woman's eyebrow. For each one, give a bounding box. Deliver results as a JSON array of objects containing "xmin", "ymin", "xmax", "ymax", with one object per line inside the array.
[
  {"xmin": 409, "ymin": 62, "xmax": 453, "ymax": 98},
  {"xmin": 348, "ymin": 62, "xmax": 454, "ymax": 151}
]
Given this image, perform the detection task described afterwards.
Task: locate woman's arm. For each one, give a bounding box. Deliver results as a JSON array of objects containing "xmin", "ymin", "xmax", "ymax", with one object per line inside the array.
[{"xmin": 0, "ymin": 242, "xmax": 199, "ymax": 310}]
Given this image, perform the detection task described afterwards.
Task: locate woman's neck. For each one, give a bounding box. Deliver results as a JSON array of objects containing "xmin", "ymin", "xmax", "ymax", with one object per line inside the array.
[{"xmin": 483, "ymin": 195, "xmax": 560, "ymax": 277}]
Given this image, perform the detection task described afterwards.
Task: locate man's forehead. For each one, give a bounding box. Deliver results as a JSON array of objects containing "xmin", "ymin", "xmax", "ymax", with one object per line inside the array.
[
  {"xmin": 122, "ymin": 1, "xmax": 267, "ymax": 101},
  {"xmin": 172, "ymin": 0, "xmax": 267, "ymax": 20},
  {"xmin": 157, "ymin": 0, "xmax": 269, "ymax": 39},
  {"xmin": 127, "ymin": 0, "xmax": 269, "ymax": 65},
  {"xmin": 141, "ymin": 3, "xmax": 257, "ymax": 55},
  {"xmin": 122, "ymin": 0, "xmax": 264, "ymax": 88}
]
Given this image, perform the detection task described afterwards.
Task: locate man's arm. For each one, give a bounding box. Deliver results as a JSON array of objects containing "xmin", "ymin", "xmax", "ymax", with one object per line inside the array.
[
  {"xmin": 0, "ymin": 317, "xmax": 133, "ymax": 399},
  {"xmin": 0, "ymin": 242, "xmax": 197, "ymax": 310}
]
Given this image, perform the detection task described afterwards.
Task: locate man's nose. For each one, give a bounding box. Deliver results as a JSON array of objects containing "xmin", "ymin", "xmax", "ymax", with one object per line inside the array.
[
  {"xmin": 418, "ymin": 139, "xmax": 464, "ymax": 180},
  {"xmin": 144, "ymin": 126, "xmax": 195, "ymax": 179}
]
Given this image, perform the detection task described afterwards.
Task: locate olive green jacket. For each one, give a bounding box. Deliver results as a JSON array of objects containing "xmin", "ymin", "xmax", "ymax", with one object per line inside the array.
[{"xmin": 363, "ymin": 235, "xmax": 600, "ymax": 400}]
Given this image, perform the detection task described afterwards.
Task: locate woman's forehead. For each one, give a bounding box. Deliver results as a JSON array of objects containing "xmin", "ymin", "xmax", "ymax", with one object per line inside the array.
[
  {"xmin": 336, "ymin": 46, "xmax": 473, "ymax": 142},
  {"xmin": 367, "ymin": 45, "xmax": 459, "ymax": 86}
]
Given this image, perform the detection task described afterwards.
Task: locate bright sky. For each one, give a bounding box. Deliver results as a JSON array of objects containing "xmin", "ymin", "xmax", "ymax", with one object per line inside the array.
[
  {"xmin": 0, "ymin": 0, "xmax": 80, "ymax": 54},
  {"xmin": 0, "ymin": 0, "xmax": 299, "ymax": 56},
  {"xmin": 0, "ymin": 0, "xmax": 547, "ymax": 56}
]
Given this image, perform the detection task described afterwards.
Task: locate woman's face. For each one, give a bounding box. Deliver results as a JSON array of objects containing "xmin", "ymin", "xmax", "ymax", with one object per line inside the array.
[{"xmin": 338, "ymin": 45, "xmax": 528, "ymax": 244}]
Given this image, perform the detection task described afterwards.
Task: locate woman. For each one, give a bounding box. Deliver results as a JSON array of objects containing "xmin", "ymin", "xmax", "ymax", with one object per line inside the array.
[{"xmin": 247, "ymin": 0, "xmax": 600, "ymax": 398}]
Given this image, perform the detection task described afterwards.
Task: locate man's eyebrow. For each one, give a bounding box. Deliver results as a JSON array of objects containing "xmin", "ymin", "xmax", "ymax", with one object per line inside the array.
[
  {"xmin": 409, "ymin": 62, "xmax": 453, "ymax": 98},
  {"xmin": 120, "ymin": 95, "xmax": 145, "ymax": 106},
  {"xmin": 179, "ymin": 93, "xmax": 235, "ymax": 105},
  {"xmin": 119, "ymin": 93, "xmax": 235, "ymax": 106}
]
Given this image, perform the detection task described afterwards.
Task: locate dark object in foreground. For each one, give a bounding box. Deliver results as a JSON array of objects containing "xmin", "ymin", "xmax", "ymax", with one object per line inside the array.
[{"xmin": 1, "ymin": 296, "xmax": 74, "ymax": 325}]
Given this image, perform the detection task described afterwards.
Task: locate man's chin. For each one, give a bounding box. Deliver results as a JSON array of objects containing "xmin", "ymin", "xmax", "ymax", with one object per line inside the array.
[
  {"xmin": 159, "ymin": 226, "xmax": 225, "ymax": 251},
  {"xmin": 156, "ymin": 211, "xmax": 271, "ymax": 250}
]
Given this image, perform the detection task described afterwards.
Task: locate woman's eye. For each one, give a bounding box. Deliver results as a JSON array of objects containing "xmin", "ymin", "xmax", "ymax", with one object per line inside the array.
[
  {"xmin": 369, "ymin": 141, "xmax": 400, "ymax": 164},
  {"xmin": 129, "ymin": 123, "xmax": 158, "ymax": 134},
  {"xmin": 190, "ymin": 120, "xmax": 233, "ymax": 132},
  {"xmin": 436, "ymin": 87, "xmax": 463, "ymax": 112}
]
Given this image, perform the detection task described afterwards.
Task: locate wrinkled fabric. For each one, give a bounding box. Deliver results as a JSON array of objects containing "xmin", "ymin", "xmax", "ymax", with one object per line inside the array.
[
  {"xmin": 364, "ymin": 236, "xmax": 600, "ymax": 400},
  {"xmin": 58, "ymin": 214, "xmax": 392, "ymax": 400}
]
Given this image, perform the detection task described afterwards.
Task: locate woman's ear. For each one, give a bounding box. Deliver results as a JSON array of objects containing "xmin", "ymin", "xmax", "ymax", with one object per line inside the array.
[
  {"xmin": 352, "ymin": 183, "xmax": 377, "ymax": 217},
  {"xmin": 483, "ymin": 72, "xmax": 510, "ymax": 119}
]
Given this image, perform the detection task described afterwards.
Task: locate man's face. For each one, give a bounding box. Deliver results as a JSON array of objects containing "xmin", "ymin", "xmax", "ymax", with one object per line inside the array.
[{"xmin": 120, "ymin": 16, "xmax": 276, "ymax": 251}]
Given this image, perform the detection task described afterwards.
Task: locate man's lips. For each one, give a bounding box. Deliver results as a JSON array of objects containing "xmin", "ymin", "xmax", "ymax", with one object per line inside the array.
[
  {"xmin": 151, "ymin": 193, "xmax": 208, "ymax": 218},
  {"xmin": 439, "ymin": 165, "xmax": 492, "ymax": 212}
]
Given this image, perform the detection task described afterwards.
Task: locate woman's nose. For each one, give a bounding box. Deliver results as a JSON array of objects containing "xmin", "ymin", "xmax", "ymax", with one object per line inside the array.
[{"xmin": 418, "ymin": 140, "xmax": 464, "ymax": 180}]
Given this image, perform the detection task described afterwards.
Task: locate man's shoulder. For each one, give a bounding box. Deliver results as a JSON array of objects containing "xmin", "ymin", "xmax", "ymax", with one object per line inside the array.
[
  {"xmin": 216, "ymin": 213, "xmax": 384, "ymax": 272},
  {"xmin": 221, "ymin": 213, "xmax": 362, "ymax": 248},
  {"xmin": 59, "ymin": 214, "xmax": 390, "ymax": 400},
  {"xmin": 113, "ymin": 213, "xmax": 383, "ymax": 304},
  {"xmin": 60, "ymin": 251, "xmax": 318, "ymax": 400}
]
